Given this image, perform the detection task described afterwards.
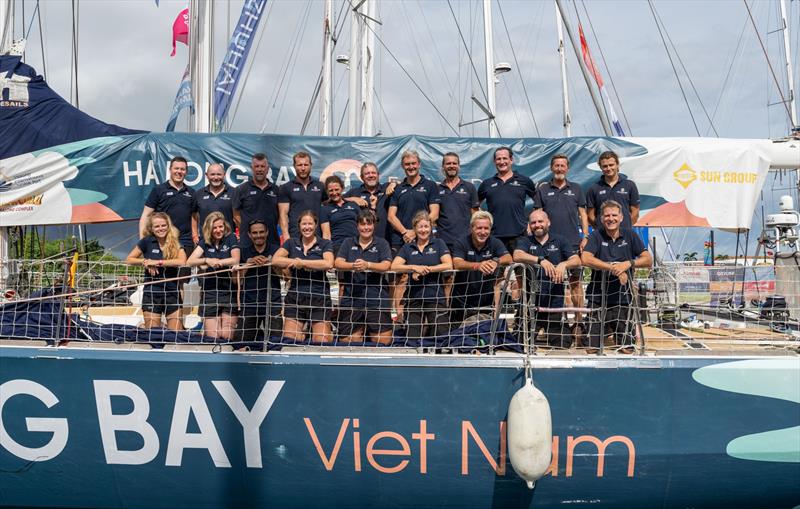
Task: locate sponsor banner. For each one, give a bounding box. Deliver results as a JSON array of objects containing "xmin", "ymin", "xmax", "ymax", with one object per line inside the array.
[{"xmin": 0, "ymin": 133, "xmax": 775, "ymax": 227}]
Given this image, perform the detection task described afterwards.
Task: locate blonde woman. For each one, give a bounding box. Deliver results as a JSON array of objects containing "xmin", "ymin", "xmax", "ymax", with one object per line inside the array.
[{"xmin": 126, "ymin": 212, "xmax": 187, "ymax": 330}]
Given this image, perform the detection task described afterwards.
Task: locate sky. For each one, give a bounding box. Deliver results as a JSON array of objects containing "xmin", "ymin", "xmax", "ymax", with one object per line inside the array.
[{"xmin": 7, "ymin": 0, "xmax": 800, "ymax": 258}]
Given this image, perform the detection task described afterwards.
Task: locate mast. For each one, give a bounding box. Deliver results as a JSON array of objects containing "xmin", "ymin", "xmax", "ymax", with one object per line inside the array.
[
  {"xmin": 189, "ymin": 0, "xmax": 214, "ymax": 133},
  {"xmin": 320, "ymin": 0, "xmax": 333, "ymax": 136},
  {"xmin": 483, "ymin": 0, "xmax": 498, "ymax": 138},
  {"xmin": 556, "ymin": 2, "xmax": 571, "ymax": 137},
  {"xmin": 360, "ymin": 0, "xmax": 375, "ymax": 136},
  {"xmin": 347, "ymin": 4, "xmax": 360, "ymax": 136},
  {"xmin": 779, "ymin": 0, "xmax": 797, "ymax": 129},
  {"xmin": 0, "ymin": 0, "xmax": 13, "ymax": 54}
]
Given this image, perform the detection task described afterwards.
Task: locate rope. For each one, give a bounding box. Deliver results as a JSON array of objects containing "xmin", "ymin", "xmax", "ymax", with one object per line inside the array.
[{"xmin": 445, "ymin": 0, "xmax": 491, "ymax": 113}]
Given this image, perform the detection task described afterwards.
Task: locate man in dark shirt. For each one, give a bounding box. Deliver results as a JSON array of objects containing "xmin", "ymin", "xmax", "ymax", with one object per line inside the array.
[
  {"xmin": 513, "ymin": 210, "xmax": 581, "ymax": 347},
  {"xmin": 437, "ymin": 152, "xmax": 479, "ymax": 250},
  {"xmin": 139, "ymin": 156, "xmax": 197, "ymax": 255},
  {"xmin": 581, "ymin": 200, "xmax": 652, "ymax": 351},
  {"xmin": 586, "ymin": 150, "xmax": 640, "ymax": 230},
  {"xmin": 343, "ymin": 162, "xmax": 396, "ymax": 241},
  {"xmin": 477, "ymin": 146, "xmax": 536, "ymax": 253},
  {"xmin": 387, "ymin": 150, "xmax": 441, "ymax": 249},
  {"xmin": 278, "ymin": 151, "xmax": 326, "ymax": 241},
  {"xmin": 232, "ymin": 153, "xmax": 279, "ymax": 247},
  {"xmin": 193, "ymin": 163, "xmax": 234, "ymax": 245}
]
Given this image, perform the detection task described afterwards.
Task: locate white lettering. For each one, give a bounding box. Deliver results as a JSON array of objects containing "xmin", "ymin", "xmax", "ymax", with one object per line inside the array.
[
  {"xmin": 123, "ymin": 161, "xmax": 143, "ymax": 187},
  {"xmin": 93, "ymin": 380, "xmax": 159, "ymax": 465},
  {"xmin": 144, "ymin": 160, "xmax": 160, "ymax": 186},
  {"xmin": 276, "ymin": 166, "xmax": 292, "ymax": 186},
  {"xmin": 0, "ymin": 380, "xmax": 68, "ymax": 462},
  {"xmin": 227, "ymin": 164, "xmax": 249, "ymax": 187},
  {"xmin": 185, "ymin": 162, "xmax": 204, "ymax": 187},
  {"xmin": 166, "ymin": 381, "xmax": 230, "ymax": 468}
]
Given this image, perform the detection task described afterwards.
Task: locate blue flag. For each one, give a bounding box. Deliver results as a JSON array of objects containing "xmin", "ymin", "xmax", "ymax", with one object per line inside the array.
[
  {"xmin": 213, "ymin": 0, "xmax": 267, "ymax": 128},
  {"xmin": 166, "ymin": 64, "xmax": 193, "ymax": 132}
]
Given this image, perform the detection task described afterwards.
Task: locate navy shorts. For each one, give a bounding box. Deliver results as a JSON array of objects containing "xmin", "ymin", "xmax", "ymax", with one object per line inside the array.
[
  {"xmin": 199, "ymin": 291, "xmax": 236, "ymax": 318},
  {"xmin": 142, "ymin": 287, "xmax": 180, "ymax": 316},
  {"xmin": 284, "ymin": 293, "xmax": 331, "ymax": 324},
  {"xmin": 337, "ymin": 307, "xmax": 393, "ymax": 336}
]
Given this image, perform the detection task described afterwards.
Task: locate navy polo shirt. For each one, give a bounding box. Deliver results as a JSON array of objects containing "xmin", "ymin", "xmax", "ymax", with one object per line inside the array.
[
  {"xmin": 451, "ymin": 235, "xmax": 508, "ymax": 308},
  {"xmin": 195, "ymin": 185, "xmax": 234, "ymax": 232},
  {"xmin": 586, "ymin": 175, "xmax": 640, "ymax": 229},
  {"xmin": 396, "ymin": 237, "xmax": 450, "ymax": 303},
  {"xmin": 516, "ymin": 233, "xmax": 577, "ymax": 308},
  {"xmin": 336, "ymin": 237, "xmax": 392, "ymax": 307},
  {"xmin": 197, "ymin": 234, "xmax": 239, "ymax": 292},
  {"xmin": 534, "ymin": 180, "xmax": 586, "ymax": 249},
  {"xmin": 584, "ymin": 227, "xmax": 646, "ymax": 306},
  {"xmin": 144, "ymin": 181, "xmax": 196, "ymax": 249},
  {"xmin": 239, "ymin": 243, "xmax": 281, "ymax": 308},
  {"xmin": 282, "ymin": 236, "xmax": 333, "ymax": 296},
  {"xmin": 477, "ymin": 172, "xmax": 536, "ymax": 239},
  {"xmin": 232, "ymin": 180, "xmax": 279, "ymax": 246},
  {"xmin": 389, "ymin": 176, "xmax": 440, "ymax": 246},
  {"xmin": 437, "ymin": 179, "xmax": 479, "ymax": 247},
  {"xmin": 345, "ymin": 182, "xmax": 391, "ymax": 240},
  {"xmin": 136, "ymin": 236, "xmax": 182, "ymax": 292},
  {"xmin": 278, "ymin": 177, "xmax": 326, "ymax": 238},
  {"xmin": 320, "ymin": 201, "xmax": 360, "ymax": 251}
]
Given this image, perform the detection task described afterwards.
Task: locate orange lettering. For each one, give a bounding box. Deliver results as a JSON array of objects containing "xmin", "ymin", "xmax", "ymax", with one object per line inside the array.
[
  {"xmin": 565, "ymin": 435, "xmax": 636, "ymax": 477},
  {"xmin": 461, "ymin": 420, "xmax": 506, "ymax": 476},
  {"xmin": 366, "ymin": 432, "xmax": 411, "ymax": 474},
  {"xmin": 411, "ymin": 420, "xmax": 435, "ymax": 474},
  {"xmin": 304, "ymin": 417, "xmax": 349, "ymax": 471},
  {"xmin": 545, "ymin": 436, "xmax": 559, "ymax": 477}
]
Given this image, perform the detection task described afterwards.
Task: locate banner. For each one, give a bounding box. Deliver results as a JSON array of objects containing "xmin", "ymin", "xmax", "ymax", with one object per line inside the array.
[
  {"xmin": 0, "ymin": 133, "xmax": 782, "ymax": 228},
  {"xmin": 165, "ymin": 65, "xmax": 193, "ymax": 132}
]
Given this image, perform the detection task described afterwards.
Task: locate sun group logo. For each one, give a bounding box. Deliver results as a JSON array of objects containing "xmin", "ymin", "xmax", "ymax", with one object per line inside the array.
[
  {"xmin": 0, "ymin": 73, "xmax": 31, "ymax": 108},
  {"xmin": 673, "ymin": 164, "xmax": 697, "ymax": 189}
]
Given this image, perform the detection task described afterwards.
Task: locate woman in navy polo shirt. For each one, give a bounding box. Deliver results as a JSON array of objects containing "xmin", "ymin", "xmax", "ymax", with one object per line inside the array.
[
  {"xmin": 320, "ymin": 175, "xmax": 360, "ymax": 253},
  {"xmin": 391, "ymin": 210, "xmax": 453, "ymax": 341},
  {"xmin": 335, "ymin": 209, "xmax": 393, "ymax": 344},
  {"xmin": 126, "ymin": 212, "xmax": 187, "ymax": 331},
  {"xmin": 272, "ymin": 211, "xmax": 335, "ymax": 343},
  {"xmin": 187, "ymin": 212, "xmax": 240, "ymax": 340}
]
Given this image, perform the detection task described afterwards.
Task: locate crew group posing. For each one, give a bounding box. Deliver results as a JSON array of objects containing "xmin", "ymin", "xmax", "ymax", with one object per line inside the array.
[{"xmin": 127, "ymin": 148, "xmax": 651, "ymax": 348}]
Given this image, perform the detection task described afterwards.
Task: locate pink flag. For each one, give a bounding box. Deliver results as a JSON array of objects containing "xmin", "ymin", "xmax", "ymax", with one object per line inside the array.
[
  {"xmin": 578, "ymin": 24, "xmax": 604, "ymax": 88},
  {"xmin": 170, "ymin": 8, "xmax": 189, "ymax": 57}
]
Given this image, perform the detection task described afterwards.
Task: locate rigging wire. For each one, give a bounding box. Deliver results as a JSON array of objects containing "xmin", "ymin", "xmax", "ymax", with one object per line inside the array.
[
  {"xmin": 445, "ymin": 0, "xmax": 490, "ymax": 111},
  {"xmin": 707, "ymin": 12, "xmax": 749, "ymax": 136},
  {"xmin": 373, "ymin": 87, "xmax": 395, "ymax": 136},
  {"xmin": 70, "ymin": 0, "xmax": 79, "ymax": 109},
  {"xmin": 414, "ymin": 0, "xmax": 459, "ymax": 125},
  {"xmin": 37, "ymin": 0, "xmax": 46, "ymax": 79},
  {"xmin": 271, "ymin": 2, "xmax": 314, "ymax": 133}
]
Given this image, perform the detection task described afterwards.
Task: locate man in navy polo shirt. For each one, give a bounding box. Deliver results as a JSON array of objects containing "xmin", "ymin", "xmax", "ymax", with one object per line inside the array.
[
  {"xmin": 586, "ymin": 150, "xmax": 640, "ymax": 229},
  {"xmin": 437, "ymin": 152, "xmax": 479, "ymax": 250},
  {"xmin": 233, "ymin": 153, "xmax": 279, "ymax": 247},
  {"xmin": 278, "ymin": 151, "xmax": 326, "ymax": 241},
  {"xmin": 139, "ymin": 156, "xmax": 197, "ymax": 255},
  {"xmin": 344, "ymin": 162, "xmax": 396, "ymax": 241},
  {"xmin": 514, "ymin": 210, "xmax": 581, "ymax": 347},
  {"xmin": 477, "ymin": 146, "xmax": 536, "ymax": 253},
  {"xmin": 387, "ymin": 150, "xmax": 440, "ymax": 249},
  {"xmin": 192, "ymin": 163, "xmax": 234, "ymax": 245},
  {"xmin": 581, "ymin": 200, "xmax": 652, "ymax": 351},
  {"xmin": 450, "ymin": 211, "xmax": 512, "ymax": 327}
]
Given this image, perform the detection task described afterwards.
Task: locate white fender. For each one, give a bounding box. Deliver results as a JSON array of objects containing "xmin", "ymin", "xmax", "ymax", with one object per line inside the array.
[{"xmin": 507, "ymin": 378, "xmax": 552, "ymax": 489}]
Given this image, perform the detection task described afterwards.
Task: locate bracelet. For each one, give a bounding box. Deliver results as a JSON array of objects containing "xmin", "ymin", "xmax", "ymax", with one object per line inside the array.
[
  {"xmin": 159, "ymin": 260, "xmax": 163, "ymax": 267},
  {"xmin": 473, "ymin": 262, "xmax": 480, "ymax": 270}
]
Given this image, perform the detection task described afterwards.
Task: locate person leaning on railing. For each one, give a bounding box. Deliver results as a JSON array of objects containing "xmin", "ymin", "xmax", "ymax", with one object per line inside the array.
[
  {"xmin": 391, "ymin": 210, "xmax": 453, "ymax": 341},
  {"xmin": 271, "ymin": 210, "xmax": 335, "ymax": 343},
  {"xmin": 334, "ymin": 209, "xmax": 393, "ymax": 345},
  {"xmin": 125, "ymin": 212, "xmax": 187, "ymax": 331},
  {"xmin": 187, "ymin": 211, "xmax": 241, "ymax": 340},
  {"xmin": 580, "ymin": 200, "xmax": 652, "ymax": 351}
]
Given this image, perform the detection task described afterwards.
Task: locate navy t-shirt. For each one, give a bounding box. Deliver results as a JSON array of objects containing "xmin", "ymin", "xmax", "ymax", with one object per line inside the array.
[
  {"xmin": 451, "ymin": 235, "xmax": 508, "ymax": 308},
  {"xmin": 278, "ymin": 178, "xmax": 326, "ymax": 238},
  {"xmin": 437, "ymin": 179, "xmax": 479, "ymax": 247},
  {"xmin": 145, "ymin": 181, "xmax": 196, "ymax": 249},
  {"xmin": 197, "ymin": 234, "xmax": 239, "ymax": 293},
  {"xmin": 136, "ymin": 236, "xmax": 183, "ymax": 293},
  {"xmin": 533, "ymin": 180, "xmax": 586, "ymax": 249},
  {"xmin": 396, "ymin": 237, "xmax": 450, "ymax": 303},
  {"xmin": 584, "ymin": 227, "xmax": 646, "ymax": 306},
  {"xmin": 585, "ymin": 175, "xmax": 640, "ymax": 229},
  {"xmin": 320, "ymin": 201, "xmax": 360, "ymax": 251},
  {"xmin": 239, "ymin": 243, "xmax": 281, "ymax": 308},
  {"xmin": 195, "ymin": 185, "xmax": 235, "ymax": 233},
  {"xmin": 232, "ymin": 180, "xmax": 279, "ymax": 246},
  {"xmin": 345, "ymin": 182, "xmax": 391, "ymax": 240},
  {"xmin": 336, "ymin": 237, "xmax": 392, "ymax": 308},
  {"xmin": 282, "ymin": 236, "xmax": 334, "ymax": 296},
  {"xmin": 516, "ymin": 233, "xmax": 577, "ymax": 308},
  {"xmin": 389, "ymin": 176, "xmax": 440, "ymax": 246},
  {"xmin": 478, "ymin": 173, "xmax": 536, "ymax": 239}
]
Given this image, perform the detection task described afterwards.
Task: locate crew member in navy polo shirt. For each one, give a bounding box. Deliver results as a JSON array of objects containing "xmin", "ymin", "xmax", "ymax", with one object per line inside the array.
[
  {"xmin": 233, "ymin": 153, "xmax": 279, "ymax": 247},
  {"xmin": 192, "ymin": 163, "xmax": 234, "ymax": 245},
  {"xmin": 581, "ymin": 200, "xmax": 652, "ymax": 351},
  {"xmin": 391, "ymin": 211, "xmax": 453, "ymax": 342},
  {"xmin": 514, "ymin": 210, "xmax": 581, "ymax": 347},
  {"xmin": 586, "ymin": 150, "xmax": 640, "ymax": 230},
  {"xmin": 272, "ymin": 211, "xmax": 335, "ymax": 343},
  {"xmin": 450, "ymin": 211, "xmax": 512, "ymax": 327},
  {"xmin": 344, "ymin": 162, "xmax": 396, "ymax": 241},
  {"xmin": 139, "ymin": 156, "xmax": 197, "ymax": 255},
  {"xmin": 320, "ymin": 175, "xmax": 361, "ymax": 253},
  {"xmin": 233, "ymin": 220, "xmax": 282, "ymax": 345},
  {"xmin": 437, "ymin": 152, "xmax": 479, "ymax": 250},
  {"xmin": 335, "ymin": 209, "xmax": 393, "ymax": 344},
  {"xmin": 278, "ymin": 151, "xmax": 326, "ymax": 241},
  {"xmin": 387, "ymin": 149, "xmax": 440, "ymax": 249},
  {"xmin": 187, "ymin": 212, "xmax": 241, "ymax": 341}
]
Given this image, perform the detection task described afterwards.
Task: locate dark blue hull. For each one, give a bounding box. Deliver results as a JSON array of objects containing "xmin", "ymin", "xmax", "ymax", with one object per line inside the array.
[{"xmin": 1, "ymin": 347, "xmax": 798, "ymax": 509}]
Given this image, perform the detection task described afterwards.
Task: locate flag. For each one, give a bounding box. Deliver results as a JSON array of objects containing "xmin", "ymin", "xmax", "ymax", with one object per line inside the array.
[
  {"xmin": 166, "ymin": 64, "xmax": 193, "ymax": 131},
  {"xmin": 67, "ymin": 252, "xmax": 80, "ymax": 289},
  {"xmin": 171, "ymin": 8, "xmax": 189, "ymax": 57},
  {"xmin": 579, "ymin": 24, "xmax": 626, "ymax": 137},
  {"xmin": 213, "ymin": 0, "xmax": 268, "ymax": 127}
]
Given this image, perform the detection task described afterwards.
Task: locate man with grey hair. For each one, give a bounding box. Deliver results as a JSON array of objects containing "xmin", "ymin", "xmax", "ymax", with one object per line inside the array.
[
  {"xmin": 387, "ymin": 149, "xmax": 440, "ymax": 250},
  {"xmin": 344, "ymin": 161, "xmax": 396, "ymax": 242},
  {"xmin": 192, "ymin": 163, "xmax": 234, "ymax": 245}
]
